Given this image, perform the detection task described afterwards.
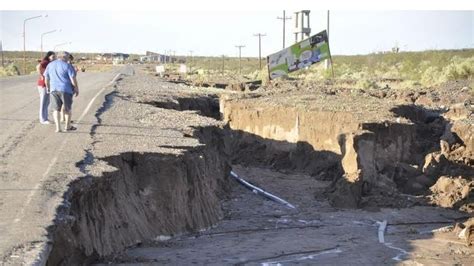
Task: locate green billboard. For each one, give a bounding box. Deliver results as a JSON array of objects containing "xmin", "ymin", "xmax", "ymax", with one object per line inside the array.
[{"xmin": 267, "ymin": 30, "xmax": 331, "ymax": 79}]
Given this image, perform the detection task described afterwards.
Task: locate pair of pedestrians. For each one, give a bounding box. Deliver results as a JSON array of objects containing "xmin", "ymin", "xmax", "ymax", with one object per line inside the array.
[{"xmin": 38, "ymin": 51, "xmax": 79, "ymax": 132}]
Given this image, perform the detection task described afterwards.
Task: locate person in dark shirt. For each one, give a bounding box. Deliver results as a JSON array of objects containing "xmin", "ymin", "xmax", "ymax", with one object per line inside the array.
[{"xmin": 36, "ymin": 51, "xmax": 56, "ymax": 124}]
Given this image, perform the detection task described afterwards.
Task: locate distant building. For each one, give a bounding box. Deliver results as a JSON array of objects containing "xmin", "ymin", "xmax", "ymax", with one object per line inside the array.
[
  {"xmin": 140, "ymin": 51, "xmax": 174, "ymax": 63},
  {"xmin": 96, "ymin": 53, "xmax": 112, "ymax": 61},
  {"xmin": 113, "ymin": 53, "xmax": 130, "ymax": 61},
  {"xmin": 140, "ymin": 54, "xmax": 166, "ymax": 63},
  {"xmin": 96, "ymin": 53, "xmax": 129, "ymax": 63}
]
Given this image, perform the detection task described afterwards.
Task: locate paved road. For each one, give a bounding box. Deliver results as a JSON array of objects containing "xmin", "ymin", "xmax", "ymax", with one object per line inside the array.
[{"xmin": 0, "ymin": 69, "xmax": 124, "ymax": 264}]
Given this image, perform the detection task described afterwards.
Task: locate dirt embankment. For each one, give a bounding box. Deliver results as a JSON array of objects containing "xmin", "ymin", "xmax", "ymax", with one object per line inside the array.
[
  {"xmin": 220, "ymin": 81, "xmax": 473, "ymax": 210},
  {"xmin": 48, "ymin": 130, "xmax": 231, "ymax": 265},
  {"xmin": 89, "ymin": 73, "xmax": 473, "ymax": 265},
  {"xmin": 47, "ymin": 74, "xmax": 231, "ymax": 264}
]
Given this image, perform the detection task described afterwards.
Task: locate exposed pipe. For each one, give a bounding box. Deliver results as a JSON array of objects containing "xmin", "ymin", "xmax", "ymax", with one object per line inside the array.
[
  {"xmin": 230, "ymin": 170, "xmax": 296, "ymax": 209},
  {"xmin": 376, "ymin": 220, "xmax": 409, "ymax": 261}
]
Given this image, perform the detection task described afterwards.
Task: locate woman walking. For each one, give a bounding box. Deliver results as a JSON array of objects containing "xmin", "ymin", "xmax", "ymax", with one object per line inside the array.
[{"xmin": 37, "ymin": 51, "xmax": 56, "ymax": 124}]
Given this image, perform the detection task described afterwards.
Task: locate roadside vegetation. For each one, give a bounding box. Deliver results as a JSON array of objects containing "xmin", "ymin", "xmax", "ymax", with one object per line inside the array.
[
  {"xmin": 2, "ymin": 49, "xmax": 473, "ymax": 90},
  {"xmin": 291, "ymin": 49, "xmax": 474, "ymax": 89},
  {"xmin": 0, "ymin": 64, "xmax": 21, "ymax": 77},
  {"xmin": 0, "ymin": 51, "xmax": 127, "ymax": 76},
  {"xmin": 180, "ymin": 49, "xmax": 474, "ymax": 89}
]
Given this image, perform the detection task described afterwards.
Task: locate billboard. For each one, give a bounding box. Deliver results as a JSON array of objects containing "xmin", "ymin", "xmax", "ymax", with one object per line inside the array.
[{"xmin": 267, "ymin": 30, "xmax": 330, "ymax": 80}]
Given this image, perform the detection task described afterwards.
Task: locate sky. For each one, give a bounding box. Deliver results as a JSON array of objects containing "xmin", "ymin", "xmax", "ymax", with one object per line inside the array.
[{"xmin": 1, "ymin": 10, "xmax": 473, "ymax": 57}]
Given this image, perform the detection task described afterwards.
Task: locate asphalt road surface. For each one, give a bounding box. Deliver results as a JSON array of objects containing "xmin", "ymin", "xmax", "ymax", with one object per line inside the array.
[{"xmin": 0, "ymin": 68, "xmax": 125, "ymax": 264}]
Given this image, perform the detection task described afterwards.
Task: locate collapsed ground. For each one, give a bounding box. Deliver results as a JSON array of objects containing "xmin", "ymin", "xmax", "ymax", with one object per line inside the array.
[{"xmin": 47, "ymin": 67, "xmax": 473, "ymax": 264}]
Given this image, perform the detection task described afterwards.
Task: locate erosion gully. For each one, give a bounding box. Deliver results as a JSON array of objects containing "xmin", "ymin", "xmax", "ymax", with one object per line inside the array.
[{"xmin": 46, "ymin": 81, "xmax": 472, "ymax": 265}]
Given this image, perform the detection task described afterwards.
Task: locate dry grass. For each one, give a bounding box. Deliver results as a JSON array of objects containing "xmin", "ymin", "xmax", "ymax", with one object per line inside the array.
[{"xmin": 290, "ymin": 49, "xmax": 474, "ymax": 88}]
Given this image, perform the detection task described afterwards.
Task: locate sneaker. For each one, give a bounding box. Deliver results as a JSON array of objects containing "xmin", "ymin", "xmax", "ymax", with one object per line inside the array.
[
  {"xmin": 64, "ymin": 126, "xmax": 77, "ymax": 131},
  {"xmin": 40, "ymin": 121, "xmax": 51, "ymax": 125}
]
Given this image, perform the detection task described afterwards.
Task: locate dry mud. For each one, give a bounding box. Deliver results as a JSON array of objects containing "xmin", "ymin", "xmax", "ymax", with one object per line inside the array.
[{"xmin": 46, "ymin": 70, "xmax": 473, "ymax": 264}]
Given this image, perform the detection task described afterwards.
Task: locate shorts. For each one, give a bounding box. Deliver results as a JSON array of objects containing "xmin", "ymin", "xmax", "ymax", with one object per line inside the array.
[{"xmin": 50, "ymin": 91, "xmax": 73, "ymax": 112}]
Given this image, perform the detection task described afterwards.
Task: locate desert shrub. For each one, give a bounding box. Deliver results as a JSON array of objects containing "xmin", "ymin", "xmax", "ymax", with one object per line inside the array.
[
  {"xmin": 0, "ymin": 64, "xmax": 20, "ymax": 77},
  {"xmin": 196, "ymin": 68, "xmax": 206, "ymax": 75},
  {"xmin": 357, "ymin": 79, "xmax": 379, "ymax": 89},
  {"xmin": 421, "ymin": 66, "xmax": 443, "ymax": 86},
  {"xmin": 442, "ymin": 57, "xmax": 474, "ymax": 81},
  {"xmin": 384, "ymin": 64, "xmax": 402, "ymax": 79},
  {"xmin": 247, "ymin": 70, "xmax": 260, "ymax": 80},
  {"xmin": 419, "ymin": 57, "xmax": 474, "ymax": 85}
]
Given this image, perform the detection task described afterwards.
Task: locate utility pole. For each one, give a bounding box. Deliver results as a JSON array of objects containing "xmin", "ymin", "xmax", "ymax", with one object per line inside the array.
[
  {"xmin": 1, "ymin": 40, "xmax": 4, "ymax": 67},
  {"xmin": 221, "ymin": 55, "xmax": 225, "ymax": 75},
  {"xmin": 23, "ymin": 14, "xmax": 45, "ymax": 75},
  {"xmin": 235, "ymin": 45, "xmax": 245, "ymax": 74},
  {"xmin": 253, "ymin": 33, "xmax": 266, "ymax": 69},
  {"xmin": 169, "ymin": 50, "xmax": 176, "ymax": 64},
  {"xmin": 277, "ymin": 10, "xmax": 291, "ymax": 49},
  {"xmin": 188, "ymin": 50, "xmax": 193, "ymax": 71},
  {"xmin": 325, "ymin": 10, "xmax": 331, "ymax": 70}
]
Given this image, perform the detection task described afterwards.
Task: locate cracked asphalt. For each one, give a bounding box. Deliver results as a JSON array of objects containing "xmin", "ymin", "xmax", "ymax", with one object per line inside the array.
[{"xmin": 0, "ymin": 67, "xmax": 124, "ymax": 264}]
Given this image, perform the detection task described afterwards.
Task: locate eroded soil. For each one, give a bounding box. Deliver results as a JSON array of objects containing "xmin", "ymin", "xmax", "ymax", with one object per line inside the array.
[{"xmin": 45, "ymin": 68, "xmax": 473, "ymax": 265}]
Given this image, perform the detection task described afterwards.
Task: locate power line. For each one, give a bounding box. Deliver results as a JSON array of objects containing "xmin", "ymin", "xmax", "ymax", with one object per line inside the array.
[
  {"xmin": 277, "ymin": 10, "xmax": 291, "ymax": 49},
  {"xmin": 253, "ymin": 33, "xmax": 266, "ymax": 69}
]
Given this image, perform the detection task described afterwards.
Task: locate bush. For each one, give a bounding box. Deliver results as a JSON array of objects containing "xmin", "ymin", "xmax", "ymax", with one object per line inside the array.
[
  {"xmin": 357, "ymin": 79, "xmax": 379, "ymax": 89},
  {"xmin": 257, "ymin": 67, "xmax": 271, "ymax": 86},
  {"xmin": 0, "ymin": 64, "xmax": 20, "ymax": 77},
  {"xmin": 420, "ymin": 57, "xmax": 474, "ymax": 86},
  {"xmin": 421, "ymin": 66, "xmax": 443, "ymax": 86},
  {"xmin": 442, "ymin": 57, "xmax": 474, "ymax": 81}
]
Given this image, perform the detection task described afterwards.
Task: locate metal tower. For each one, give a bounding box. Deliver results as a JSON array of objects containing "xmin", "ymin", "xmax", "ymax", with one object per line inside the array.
[{"xmin": 293, "ymin": 10, "xmax": 311, "ymax": 43}]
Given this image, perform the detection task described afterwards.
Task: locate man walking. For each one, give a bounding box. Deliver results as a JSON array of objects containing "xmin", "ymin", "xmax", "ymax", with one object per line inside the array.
[{"xmin": 44, "ymin": 51, "xmax": 79, "ymax": 133}]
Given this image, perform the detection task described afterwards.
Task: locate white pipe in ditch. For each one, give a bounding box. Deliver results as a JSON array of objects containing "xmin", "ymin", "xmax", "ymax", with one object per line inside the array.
[
  {"xmin": 377, "ymin": 220, "xmax": 387, "ymax": 243},
  {"xmin": 230, "ymin": 170, "xmax": 296, "ymax": 209},
  {"xmin": 376, "ymin": 220, "xmax": 409, "ymax": 261}
]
